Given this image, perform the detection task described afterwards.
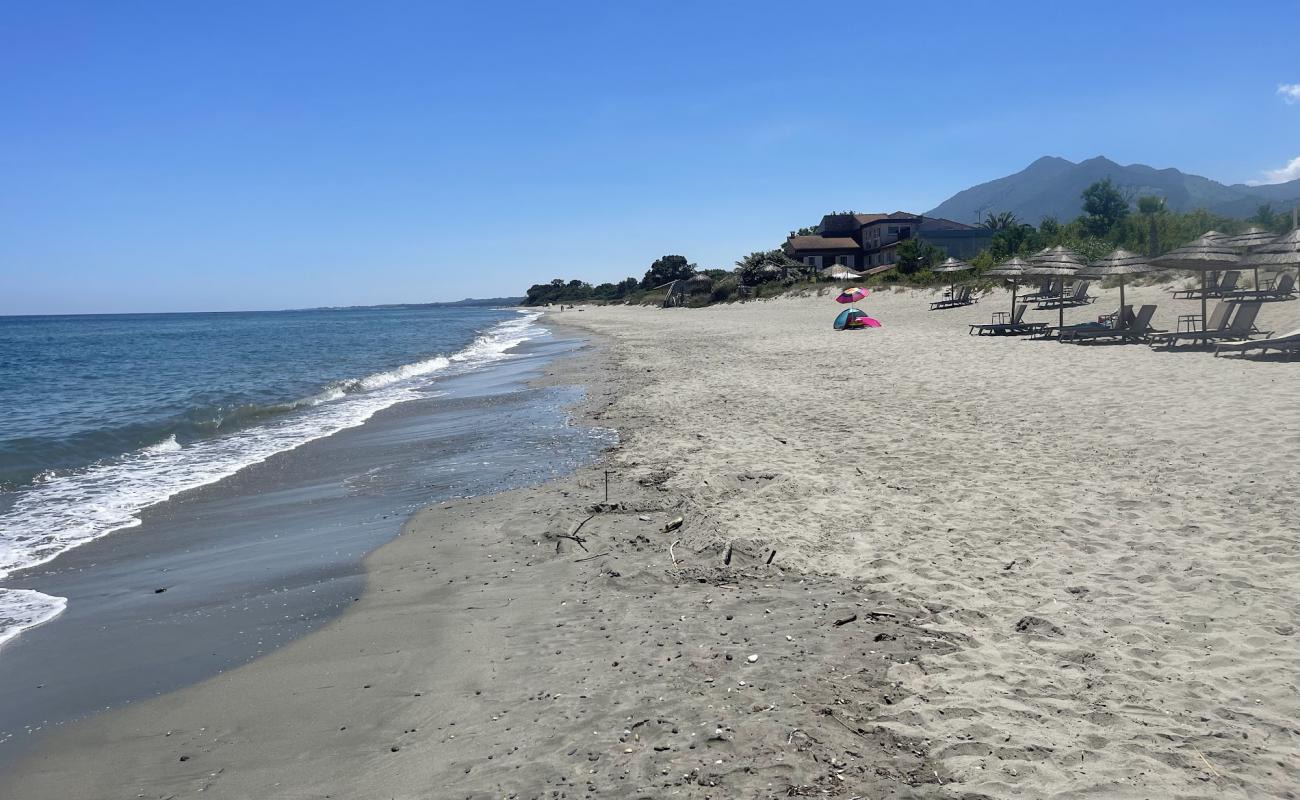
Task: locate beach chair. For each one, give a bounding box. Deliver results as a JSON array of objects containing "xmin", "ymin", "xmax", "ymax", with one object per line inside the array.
[
  {"xmin": 1151, "ymin": 301, "xmax": 1231, "ymax": 347},
  {"xmin": 1225, "ymin": 272, "xmax": 1297, "ymax": 302},
  {"xmin": 929, "ymin": 285, "xmax": 975, "ymax": 310},
  {"xmin": 1211, "ymin": 271, "xmax": 1241, "ymax": 297},
  {"xmin": 1214, "ymin": 327, "xmax": 1300, "ymax": 357},
  {"xmin": 1171, "ymin": 270, "xmax": 1238, "ymax": 300},
  {"xmin": 1020, "ymin": 279, "xmax": 1059, "ymax": 303},
  {"xmin": 1038, "ymin": 281, "xmax": 1094, "ymax": 309},
  {"xmin": 1150, "ymin": 301, "xmax": 1264, "ymax": 348},
  {"xmin": 972, "ymin": 303, "xmax": 1029, "ymax": 335},
  {"xmin": 1058, "ymin": 304, "xmax": 1159, "ymax": 343}
]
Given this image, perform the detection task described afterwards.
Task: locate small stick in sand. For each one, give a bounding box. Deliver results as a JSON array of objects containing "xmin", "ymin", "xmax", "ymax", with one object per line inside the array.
[
  {"xmin": 1192, "ymin": 745, "xmax": 1222, "ymax": 779},
  {"xmin": 766, "ymin": 550, "xmax": 776, "ymax": 565},
  {"xmin": 574, "ymin": 551, "xmax": 610, "ymax": 563},
  {"xmin": 833, "ymin": 614, "xmax": 858, "ymax": 627},
  {"xmin": 723, "ymin": 542, "xmax": 734, "ymax": 566},
  {"xmin": 669, "ymin": 540, "xmax": 680, "ymax": 565}
]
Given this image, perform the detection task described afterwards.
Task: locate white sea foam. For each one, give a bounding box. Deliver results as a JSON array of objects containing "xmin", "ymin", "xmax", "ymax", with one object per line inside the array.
[{"xmin": 0, "ymin": 311, "xmax": 544, "ymax": 648}]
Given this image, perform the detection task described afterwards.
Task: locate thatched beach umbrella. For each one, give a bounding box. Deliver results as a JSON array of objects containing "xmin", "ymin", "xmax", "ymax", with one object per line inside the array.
[
  {"xmin": 932, "ymin": 257, "xmax": 972, "ymax": 300},
  {"xmin": 1223, "ymin": 227, "xmax": 1280, "ymax": 289},
  {"xmin": 1154, "ymin": 235, "xmax": 1242, "ymax": 328},
  {"xmin": 823, "ymin": 264, "xmax": 863, "ymax": 281},
  {"xmin": 685, "ymin": 272, "xmax": 714, "ymax": 291},
  {"xmin": 1238, "ymin": 227, "xmax": 1300, "ymax": 283},
  {"xmin": 1026, "ymin": 245, "xmax": 1085, "ymax": 330},
  {"xmin": 985, "ymin": 256, "xmax": 1032, "ymax": 318},
  {"xmin": 1079, "ymin": 249, "xmax": 1158, "ymax": 319}
]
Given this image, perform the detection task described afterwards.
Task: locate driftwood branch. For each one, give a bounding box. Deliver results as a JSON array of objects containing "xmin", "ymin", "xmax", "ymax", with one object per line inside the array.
[
  {"xmin": 570, "ymin": 513, "xmax": 598, "ymax": 537},
  {"xmin": 553, "ymin": 534, "xmax": 589, "ymax": 553},
  {"xmin": 574, "ymin": 551, "xmax": 610, "ymax": 563}
]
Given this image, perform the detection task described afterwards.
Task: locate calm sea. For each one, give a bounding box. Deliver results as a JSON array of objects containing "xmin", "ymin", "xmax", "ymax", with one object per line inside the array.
[{"xmin": 0, "ymin": 305, "xmax": 538, "ymax": 646}]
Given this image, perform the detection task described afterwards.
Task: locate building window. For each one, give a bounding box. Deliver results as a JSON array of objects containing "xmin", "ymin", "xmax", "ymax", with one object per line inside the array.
[
  {"xmin": 837, "ymin": 255, "xmax": 850, "ymax": 265},
  {"xmin": 887, "ymin": 226, "xmax": 898, "ymax": 234}
]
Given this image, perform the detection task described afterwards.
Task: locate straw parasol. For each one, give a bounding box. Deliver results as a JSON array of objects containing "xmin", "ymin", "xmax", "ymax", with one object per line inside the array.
[
  {"xmin": 932, "ymin": 257, "xmax": 972, "ymax": 300},
  {"xmin": 823, "ymin": 264, "xmax": 863, "ymax": 281},
  {"xmin": 1238, "ymin": 227, "xmax": 1300, "ymax": 283},
  {"xmin": 985, "ymin": 256, "xmax": 1033, "ymax": 318},
  {"xmin": 1154, "ymin": 235, "xmax": 1243, "ymax": 328},
  {"xmin": 1025, "ymin": 245, "xmax": 1085, "ymax": 330},
  {"xmin": 1079, "ymin": 249, "xmax": 1158, "ymax": 318},
  {"xmin": 1223, "ymin": 227, "xmax": 1280, "ymax": 290}
]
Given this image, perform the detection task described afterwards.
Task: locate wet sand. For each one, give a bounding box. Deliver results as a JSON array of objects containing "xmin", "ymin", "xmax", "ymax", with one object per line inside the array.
[{"xmin": 4, "ymin": 285, "xmax": 1298, "ymax": 799}]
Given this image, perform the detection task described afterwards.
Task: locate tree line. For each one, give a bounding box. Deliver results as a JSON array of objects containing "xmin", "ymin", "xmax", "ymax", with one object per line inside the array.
[{"xmin": 523, "ymin": 183, "xmax": 1295, "ymax": 305}]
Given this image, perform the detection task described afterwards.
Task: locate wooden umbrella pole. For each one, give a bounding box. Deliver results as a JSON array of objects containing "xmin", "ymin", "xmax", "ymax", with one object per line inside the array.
[{"xmin": 1201, "ymin": 273, "xmax": 1208, "ymax": 330}]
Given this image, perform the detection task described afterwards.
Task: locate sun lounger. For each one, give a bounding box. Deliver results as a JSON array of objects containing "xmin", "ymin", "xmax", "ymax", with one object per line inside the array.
[
  {"xmin": 929, "ymin": 285, "xmax": 976, "ymax": 310},
  {"xmin": 1020, "ymin": 279, "xmax": 1060, "ymax": 303},
  {"xmin": 968, "ymin": 304, "xmax": 1047, "ymax": 336},
  {"xmin": 1058, "ymin": 304, "xmax": 1160, "ymax": 343},
  {"xmin": 1172, "ymin": 270, "xmax": 1239, "ymax": 300},
  {"xmin": 1149, "ymin": 301, "xmax": 1264, "ymax": 348},
  {"xmin": 1223, "ymin": 272, "xmax": 1297, "ymax": 302},
  {"xmin": 1037, "ymin": 280, "xmax": 1095, "ymax": 309},
  {"xmin": 1214, "ymin": 327, "xmax": 1300, "ymax": 357}
]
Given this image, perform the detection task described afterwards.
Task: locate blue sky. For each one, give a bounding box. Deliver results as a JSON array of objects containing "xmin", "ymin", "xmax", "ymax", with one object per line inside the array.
[{"xmin": 2, "ymin": 1, "xmax": 1298, "ymax": 314}]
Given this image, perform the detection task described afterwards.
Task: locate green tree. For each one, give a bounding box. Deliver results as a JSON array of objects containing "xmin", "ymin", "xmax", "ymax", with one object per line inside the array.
[
  {"xmin": 988, "ymin": 223, "xmax": 1042, "ymax": 261},
  {"xmin": 1251, "ymin": 203, "xmax": 1282, "ymax": 230},
  {"xmin": 641, "ymin": 255, "xmax": 696, "ymax": 289},
  {"xmin": 1081, "ymin": 178, "xmax": 1130, "ymax": 238},
  {"xmin": 894, "ymin": 239, "xmax": 945, "ymax": 275}
]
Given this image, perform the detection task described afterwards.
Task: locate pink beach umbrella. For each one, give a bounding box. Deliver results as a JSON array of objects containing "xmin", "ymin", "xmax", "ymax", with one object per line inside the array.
[
  {"xmin": 835, "ymin": 287, "xmax": 869, "ymax": 304},
  {"xmin": 860, "ymin": 316, "xmax": 883, "ymax": 328}
]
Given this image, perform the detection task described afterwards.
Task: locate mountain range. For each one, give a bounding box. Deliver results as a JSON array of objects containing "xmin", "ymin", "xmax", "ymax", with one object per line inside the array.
[{"xmin": 925, "ymin": 156, "xmax": 1300, "ymax": 225}]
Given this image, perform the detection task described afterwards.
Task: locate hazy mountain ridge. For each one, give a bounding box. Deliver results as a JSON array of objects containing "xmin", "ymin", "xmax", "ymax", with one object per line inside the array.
[{"xmin": 926, "ymin": 156, "xmax": 1300, "ymax": 225}]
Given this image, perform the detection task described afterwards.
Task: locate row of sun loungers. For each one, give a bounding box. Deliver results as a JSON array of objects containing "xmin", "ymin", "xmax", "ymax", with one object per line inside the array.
[
  {"xmin": 929, "ymin": 286, "xmax": 977, "ymax": 310},
  {"xmin": 1171, "ymin": 271, "xmax": 1297, "ymax": 302},
  {"xmin": 1224, "ymin": 271, "xmax": 1296, "ymax": 301},
  {"xmin": 969, "ymin": 298, "xmax": 1283, "ymax": 353}
]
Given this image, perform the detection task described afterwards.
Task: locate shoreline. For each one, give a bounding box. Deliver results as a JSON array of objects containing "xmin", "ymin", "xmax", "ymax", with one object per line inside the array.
[
  {"xmin": 0, "ymin": 321, "xmax": 607, "ymax": 768},
  {"xmin": 1, "ymin": 314, "xmax": 955, "ymax": 800},
  {"xmin": 4, "ymin": 288, "xmax": 1298, "ymax": 799}
]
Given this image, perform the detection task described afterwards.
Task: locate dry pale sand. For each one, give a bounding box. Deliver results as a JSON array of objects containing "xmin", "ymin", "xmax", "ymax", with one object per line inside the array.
[
  {"xmin": 554, "ymin": 284, "xmax": 1300, "ymax": 799},
  {"xmin": 4, "ymin": 283, "xmax": 1298, "ymax": 800}
]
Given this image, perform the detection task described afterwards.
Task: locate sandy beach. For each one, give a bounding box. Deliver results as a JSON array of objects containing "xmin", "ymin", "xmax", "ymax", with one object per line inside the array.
[{"xmin": 4, "ymin": 284, "xmax": 1298, "ymax": 799}]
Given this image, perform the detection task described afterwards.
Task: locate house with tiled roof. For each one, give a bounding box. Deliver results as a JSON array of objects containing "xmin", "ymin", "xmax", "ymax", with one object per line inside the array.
[{"xmin": 786, "ymin": 212, "xmax": 993, "ymax": 272}]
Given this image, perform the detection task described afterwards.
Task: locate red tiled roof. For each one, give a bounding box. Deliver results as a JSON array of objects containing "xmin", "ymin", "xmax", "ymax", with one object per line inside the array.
[{"xmin": 787, "ymin": 236, "xmax": 861, "ymax": 252}]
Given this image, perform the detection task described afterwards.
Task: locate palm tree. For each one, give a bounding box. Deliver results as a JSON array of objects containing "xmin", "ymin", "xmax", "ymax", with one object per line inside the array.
[
  {"xmin": 1137, "ymin": 195, "xmax": 1165, "ymax": 256},
  {"xmin": 981, "ymin": 211, "xmax": 1019, "ymax": 230}
]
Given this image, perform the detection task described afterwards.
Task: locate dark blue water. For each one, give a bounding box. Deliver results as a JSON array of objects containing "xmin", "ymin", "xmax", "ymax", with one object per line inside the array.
[
  {"xmin": 0, "ymin": 307, "xmax": 515, "ymax": 489},
  {"xmin": 0, "ymin": 306, "xmax": 537, "ymax": 645}
]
